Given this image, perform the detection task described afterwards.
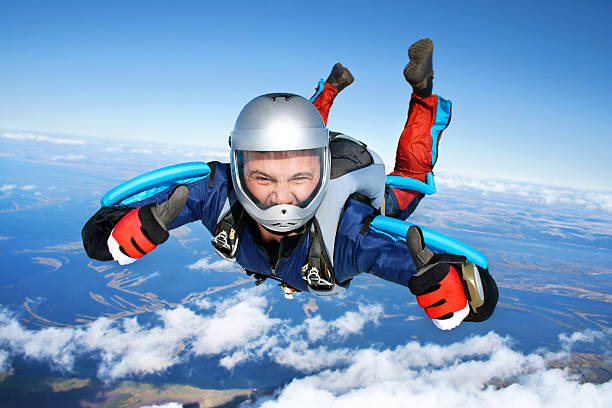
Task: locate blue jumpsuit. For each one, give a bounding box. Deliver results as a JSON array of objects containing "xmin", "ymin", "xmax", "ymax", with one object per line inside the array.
[{"xmin": 126, "ymin": 162, "xmax": 418, "ymax": 292}]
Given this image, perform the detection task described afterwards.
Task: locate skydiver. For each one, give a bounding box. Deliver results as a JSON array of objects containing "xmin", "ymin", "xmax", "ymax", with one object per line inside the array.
[{"xmin": 82, "ymin": 39, "xmax": 498, "ymax": 330}]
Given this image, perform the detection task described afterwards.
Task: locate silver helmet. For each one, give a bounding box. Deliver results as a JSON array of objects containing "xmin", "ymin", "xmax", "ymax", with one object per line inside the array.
[{"xmin": 230, "ymin": 93, "xmax": 330, "ymax": 232}]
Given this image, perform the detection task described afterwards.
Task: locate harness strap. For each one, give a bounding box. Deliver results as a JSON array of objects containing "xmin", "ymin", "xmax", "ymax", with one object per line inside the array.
[
  {"xmin": 211, "ymin": 202, "xmax": 245, "ymax": 261},
  {"xmin": 301, "ymin": 218, "xmax": 335, "ymax": 291}
]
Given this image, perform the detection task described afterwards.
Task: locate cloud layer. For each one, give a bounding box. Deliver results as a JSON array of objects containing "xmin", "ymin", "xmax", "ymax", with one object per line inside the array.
[
  {"xmin": 250, "ymin": 329, "xmax": 612, "ymax": 408},
  {"xmin": 251, "ymin": 343, "xmax": 612, "ymax": 408},
  {"xmin": 0, "ymin": 288, "xmax": 383, "ymax": 379},
  {"xmin": 1, "ymin": 132, "xmax": 85, "ymax": 145},
  {"xmin": 436, "ymin": 172, "xmax": 612, "ymax": 213},
  {"xmin": 0, "ymin": 288, "xmax": 610, "ymax": 407},
  {"xmin": 188, "ymin": 256, "xmax": 243, "ymax": 273}
]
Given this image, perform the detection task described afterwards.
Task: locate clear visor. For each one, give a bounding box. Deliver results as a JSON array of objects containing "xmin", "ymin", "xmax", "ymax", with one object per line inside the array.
[{"xmin": 236, "ymin": 148, "xmax": 325, "ymax": 210}]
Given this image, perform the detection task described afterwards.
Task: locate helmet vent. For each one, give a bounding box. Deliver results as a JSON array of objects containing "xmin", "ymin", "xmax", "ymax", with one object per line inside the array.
[
  {"xmin": 270, "ymin": 221, "xmax": 297, "ymax": 227},
  {"xmin": 264, "ymin": 93, "xmax": 296, "ymax": 102}
]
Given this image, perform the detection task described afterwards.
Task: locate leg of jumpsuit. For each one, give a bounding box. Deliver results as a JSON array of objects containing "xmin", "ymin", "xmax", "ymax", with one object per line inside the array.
[
  {"xmin": 310, "ymin": 82, "xmax": 339, "ymax": 126},
  {"xmin": 384, "ymin": 92, "xmax": 451, "ymax": 219},
  {"xmin": 310, "ymin": 81, "xmax": 451, "ymax": 220}
]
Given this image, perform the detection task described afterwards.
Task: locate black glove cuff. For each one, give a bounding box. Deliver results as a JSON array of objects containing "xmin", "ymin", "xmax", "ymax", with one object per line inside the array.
[
  {"xmin": 138, "ymin": 204, "xmax": 170, "ymax": 245},
  {"xmin": 408, "ymin": 263, "xmax": 451, "ymax": 296}
]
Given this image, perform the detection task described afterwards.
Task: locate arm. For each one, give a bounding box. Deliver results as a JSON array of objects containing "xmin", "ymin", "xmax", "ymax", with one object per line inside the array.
[
  {"xmin": 333, "ymin": 199, "xmax": 418, "ymax": 287},
  {"xmin": 334, "ymin": 200, "xmax": 497, "ymax": 330},
  {"xmin": 82, "ymin": 161, "xmax": 231, "ymax": 263}
]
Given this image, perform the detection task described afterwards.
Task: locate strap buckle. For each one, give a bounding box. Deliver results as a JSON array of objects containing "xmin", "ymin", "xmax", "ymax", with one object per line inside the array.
[
  {"xmin": 301, "ymin": 264, "xmax": 334, "ymax": 290},
  {"xmin": 211, "ymin": 228, "xmax": 238, "ymax": 261}
]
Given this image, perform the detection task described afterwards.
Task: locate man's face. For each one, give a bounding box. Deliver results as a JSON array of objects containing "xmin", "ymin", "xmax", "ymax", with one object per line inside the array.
[{"xmin": 241, "ymin": 149, "xmax": 322, "ymax": 209}]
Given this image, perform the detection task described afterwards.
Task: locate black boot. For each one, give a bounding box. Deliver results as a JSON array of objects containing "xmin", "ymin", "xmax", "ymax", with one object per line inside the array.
[
  {"xmin": 403, "ymin": 38, "xmax": 434, "ymax": 97},
  {"xmin": 326, "ymin": 63, "xmax": 354, "ymax": 92}
]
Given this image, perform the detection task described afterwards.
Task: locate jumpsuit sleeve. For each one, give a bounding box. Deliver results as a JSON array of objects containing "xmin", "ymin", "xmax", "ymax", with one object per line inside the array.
[
  {"xmin": 333, "ymin": 199, "xmax": 417, "ymax": 287},
  {"xmin": 81, "ymin": 161, "xmax": 230, "ymax": 261}
]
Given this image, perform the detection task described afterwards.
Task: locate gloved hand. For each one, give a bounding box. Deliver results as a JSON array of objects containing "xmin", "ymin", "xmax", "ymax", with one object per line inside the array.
[
  {"xmin": 107, "ymin": 185, "xmax": 190, "ymax": 265},
  {"xmin": 406, "ymin": 225, "xmax": 470, "ymax": 330}
]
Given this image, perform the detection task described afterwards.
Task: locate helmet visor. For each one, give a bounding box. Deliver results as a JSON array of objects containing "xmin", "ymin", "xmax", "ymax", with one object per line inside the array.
[{"xmin": 236, "ymin": 148, "xmax": 325, "ymax": 210}]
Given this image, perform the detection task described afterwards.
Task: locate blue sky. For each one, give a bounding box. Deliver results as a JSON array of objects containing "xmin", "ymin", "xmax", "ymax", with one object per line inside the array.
[{"xmin": 1, "ymin": 0, "xmax": 610, "ymax": 190}]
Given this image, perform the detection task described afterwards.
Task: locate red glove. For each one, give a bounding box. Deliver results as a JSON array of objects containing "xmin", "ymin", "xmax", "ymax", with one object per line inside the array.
[
  {"xmin": 409, "ymin": 263, "xmax": 470, "ymax": 330},
  {"xmin": 107, "ymin": 185, "xmax": 189, "ymax": 264},
  {"xmin": 406, "ymin": 226, "xmax": 470, "ymax": 330}
]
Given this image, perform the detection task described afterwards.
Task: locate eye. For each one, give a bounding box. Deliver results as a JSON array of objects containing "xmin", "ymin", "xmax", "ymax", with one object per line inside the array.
[
  {"xmin": 253, "ymin": 175, "xmax": 273, "ymax": 184},
  {"xmin": 291, "ymin": 178, "xmax": 307, "ymax": 184},
  {"xmin": 290, "ymin": 175, "xmax": 312, "ymax": 183}
]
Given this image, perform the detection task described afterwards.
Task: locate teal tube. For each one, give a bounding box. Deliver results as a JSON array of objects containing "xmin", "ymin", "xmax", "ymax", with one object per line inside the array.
[
  {"xmin": 309, "ymin": 79, "xmax": 326, "ymax": 103},
  {"xmin": 385, "ymin": 172, "xmax": 436, "ymax": 195},
  {"xmin": 101, "ymin": 162, "xmax": 211, "ymax": 207},
  {"xmin": 370, "ymin": 215, "xmax": 488, "ymax": 269}
]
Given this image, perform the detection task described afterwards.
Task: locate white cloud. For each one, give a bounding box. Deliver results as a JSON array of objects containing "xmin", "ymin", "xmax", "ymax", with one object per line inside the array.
[
  {"xmin": 585, "ymin": 191, "xmax": 612, "ymax": 212},
  {"xmin": 194, "ymin": 298, "xmax": 213, "ymax": 310},
  {"xmin": 20, "ymin": 185, "xmax": 35, "ymax": 191},
  {"xmin": 0, "ymin": 289, "xmax": 383, "ymax": 380},
  {"xmin": 218, "ymin": 334, "xmax": 279, "ymax": 370},
  {"xmin": 0, "ymin": 184, "xmax": 16, "ymax": 192},
  {"xmin": 50, "ymin": 154, "xmax": 86, "ymax": 161},
  {"xmin": 330, "ymin": 304, "xmax": 383, "ymax": 337},
  {"xmin": 78, "ymin": 314, "xmax": 186, "ymax": 379},
  {"xmin": 1, "ymin": 292, "xmax": 609, "ymax": 408},
  {"xmin": 215, "ymin": 302, "xmax": 384, "ymax": 372},
  {"xmin": 190, "ymin": 291, "xmax": 281, "ymax": 356},
  {"xmin": 0, "ymin": 288, "xmax": 282, "ymax": 379},
  {"xmin": 188, "ymin": 256, "xmax": 243, "ymax": 273},
  {"xmin": 303, "ymin": 315, "xmax": 328, "ymax": 342},
  {"xmin": 169, "ymin": 225, "xmax": 192, "ymax": 238},
  {"xmin": 0, "ymin": 349, "xmax": 10, "ymax": 371},
  {"xmin": 268, "ymin": 342, "xmax": 353, "ymax": 373},
  {"xmin": 1, "ymin": 132, "xmax": 85, "ymax": 145},
  {"xmin": 0, "ymin": 312, "xmax": 78, "ymax": 372},
  {"xmin": 558, "ymin": 328, "xmax": 612, "ymax": 352},
  {"xmin": 251, "ymin": 332, "xmax": 612, "ymax": 408},
  {"xmin": 435, "ymin": 172, "xmax": 612, "ymax": 213},
  {"xmin": 129, "ymin": 148, "xmax": 153, "ymax": 154},
  {"xmin": 200, "ymin": 150, "xmax": 230, "ymax": 161}
]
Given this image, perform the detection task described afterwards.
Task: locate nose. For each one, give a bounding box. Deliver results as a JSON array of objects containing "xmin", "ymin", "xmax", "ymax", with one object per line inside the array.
[{"xmin": 272, "ymin": 184, "xmax": 297, "ymax": 205}]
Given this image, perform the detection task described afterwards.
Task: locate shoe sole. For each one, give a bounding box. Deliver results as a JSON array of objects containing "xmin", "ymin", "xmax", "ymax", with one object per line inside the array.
[{"xmin": 403, "ymin": 38, "xmax": 433, "ymax": 85}]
